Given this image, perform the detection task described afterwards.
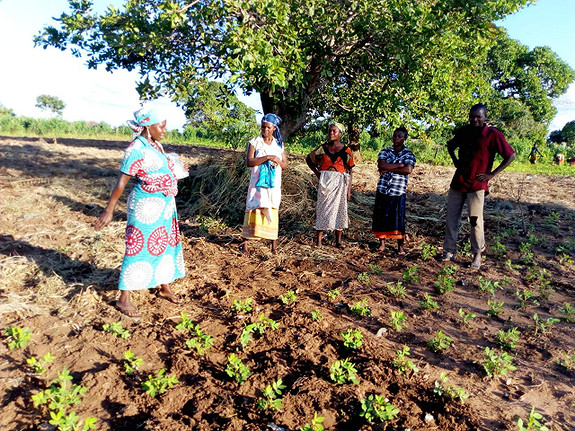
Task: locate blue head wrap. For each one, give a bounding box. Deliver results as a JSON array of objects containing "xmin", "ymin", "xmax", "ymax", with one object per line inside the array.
[
  {"xmin": 126, "ymin": 103, "xmax": 166, "ymax": 137},
  {"xmin": 262, "ymin": 113, "xmax": 283, "ymax": 148}
]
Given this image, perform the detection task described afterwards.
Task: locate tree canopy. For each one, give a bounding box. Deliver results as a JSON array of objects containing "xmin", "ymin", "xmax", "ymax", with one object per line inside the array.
[
  {"xmin": 35, "ymin": 94, "xmax": 66, "ymax": 116},
  {"xmin": 37, "ymin": 0, "xmax": 547, "ymax": 139}
]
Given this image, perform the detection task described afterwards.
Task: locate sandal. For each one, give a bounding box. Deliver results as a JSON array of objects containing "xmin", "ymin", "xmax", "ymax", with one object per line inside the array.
[{"xmin": 115, "ymin": 301, "xmax": 142, "ymax": 318}]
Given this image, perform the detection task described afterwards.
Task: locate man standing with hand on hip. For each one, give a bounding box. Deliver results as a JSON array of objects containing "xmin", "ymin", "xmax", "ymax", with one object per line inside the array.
[{"xmin": 443, "ymin": 103, "xmax": 516, "ymax": 269}]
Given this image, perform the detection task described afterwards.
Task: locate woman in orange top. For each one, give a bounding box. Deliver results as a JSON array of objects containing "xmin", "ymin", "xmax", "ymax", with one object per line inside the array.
[{"xmin": 306, "ymin": 122, "xmax": 354, "ymax": 248}]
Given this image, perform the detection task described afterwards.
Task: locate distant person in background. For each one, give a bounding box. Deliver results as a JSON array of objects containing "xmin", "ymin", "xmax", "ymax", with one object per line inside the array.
[
  {"xmin": 241, "ymin": 113, "xmax": 287, "ymax": 255},
  {"xmin": 95, "ymin": 104, "xmax": 187, "ymax": 318},
  {"xmin": 567, "ymin": 156, "xmax": 575, "ymax": 166},
  {"xmin": 372, "ymin": 127, "xmax": 416, "ymax": 256},
  {"xmin": 306, "ymin": 122, "xmax": 355, "ymax": 248},
  {"xmin": 443, "ymin": 103, "xmax": 516, "ymax": 269},
  {"xmin": 553, "ymin": 153, "xmax": 565, "ymax": 165},
  {"xmin": 529, "ymin": 143, "xmax": 543, "ymax": 164}
]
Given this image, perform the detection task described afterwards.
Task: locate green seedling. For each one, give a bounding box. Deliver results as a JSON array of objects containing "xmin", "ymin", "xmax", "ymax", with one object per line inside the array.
[
  {"xmin": 185, "ymin": 324, "xmax": 214, "ymax": 355},
  {"xmin": 123, "ymin": 350, "xmax": 142, "ymax": 375},
  {"xmin": 515, "ymin": 289, "xmax": 539, "ymax": 309},
  {"xmin": 329, "ymin": 359, "xmax": 359, "ymax": 384},
  {"xmin": 341, "ymin": 328, "xmax": 363, "ymax": 350},
  {"xmin": 350, "ymin": 300, "xmax": 372, "ymax": 317},
  {"xmin": 433, "ymin": 372, "xmax": 470, "ymax": 404},
  {"xmin": 102, "ymin": 321, "xmax": 131, "ymax": 339},
  {"xmin": 458, "ymin": 308, "xmax": 476, "ymax": 327},
  {"xmin": 517, "ymin": 406, "xmax": 549, "ymax": 431},
  {"xmin": 421, "ymin": 243, "xmax": 437, "ymax": 261},
  {"xmin": 483, "ymin": 347, "xmax": 516, "ymax": 377},
  {"xmin": 419, "ymin": 293, "xmax": 439, "ymax": 310},
  {"xmin": 384, "ymin": 281, "xmax": 406, "ymax": 298},
  {"xmin": 357, "ymin": 272, "xmax": 371, "ymax": 285},
  {"xmin": 389, "ymin": 310, "xmax": 408, "ymax": 332},
  {"xmin": 557, "ymin": 351, "xmax": 575, "ymax": 372},
  {"xmin": 360, "ymin": 394, "xmax": 400, "ymax": 423},
  {"xmin": 231, "ymin": 298, "xmax": 253, "ymax": 314},
  {"xmin": 27, "ymin": 352, "xmax": 55, "ymax": 374},
  {"xmin": 392, "ymin": 345, "xmax": 418, "ymax": 375},
  {"xmin": 142, "ymin": 369, "xmax": 178, "ymax": 397},
  {"xmin": 310, "ymin": 309, "xmax": 323, "ymax": 321},
  {"xmin": 491, "ymin": 237, "xmax": 507, "ymax": 260},
  {"xmin": 439, "ymin": 264, "xmax": 458, "ymax": 276},
  {"xmin": 557, "ymin": 253, "xmax": 574, "ymax": 266},
  {"xmin": 462, "ymin": 241, "xmax": 472, "ymax": 257},
  {"xmin": 5, "ymin": 326, "xmax": 31, "ymax": 349},
  {"xmin": 240, "ymin": 314, "xmax": 279, "ymax": 347},
  {"xmin": 402, "ymin": 265, "xmax": 420, "ymax": 284},
  {"xmin": 175, "ymin": 312, "xmax": 195, "ymax": 330},
  {"xmin": 327, "ymin": 288, "xmax": 341, "ymax": 300},
  {"xmin": 280, "ymin": 290, "xmax": 297, "ymax": 304},
  {"xmin": 226, "ymin": 353, "xmax": 251, "ymax": 385},
  {"xmin": 256, "ymin": 378, "xmax": 286, "ymax": 411},
  {"xmin": 487, "ymin": 299, "xmax": 504, "ymax": 317},
  {"xmin": 532, "ymin": 313, "xmax": 560, "ymax": 336},
  {"xmin": 369, "ymin": 263, "xmax": 383, "ymax": 274},
  {"xmin": 526, "ymin": 267, "xmax": 553, "ymax": 299},
  {"xmin": 428, "ymin": 330, "xmax": 452, "ymax": 353},
  {"xmin": 300, "ymin": 412, "xmax": 325, "ymax": 431},
  {"xmin": 527, "ymin": 233, "xmax": 542, "ymax": 245},
  {"xmin": 31, "ymin": 368, "xmax": 97, "ymax": 431},
  {"xmin": 559, "ymin": 302, "xmax": 575, "ymax": 323},
  {"xmin": 519, "ymin": 242, "xmax": 534, "ymax": 265},
  {"xmin": 435, "ymin": 274, "xmax": 456, "ymax": 294},
  {"xmin": 496, "ymin": 327, "xmax": 520, "ymax": 350},
  {"xmin": 478, "ymin": 276, "xmax": 501, "ymax": 296}
]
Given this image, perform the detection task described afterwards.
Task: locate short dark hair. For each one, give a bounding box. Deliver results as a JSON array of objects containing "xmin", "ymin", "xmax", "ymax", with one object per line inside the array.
[
  {"xmin": 470, "ymin": 103, "xmax": 487, "ymax": 115},
  {"xmin": 395, "ymin": 126, "xmax": 408, "ymax": 138}
]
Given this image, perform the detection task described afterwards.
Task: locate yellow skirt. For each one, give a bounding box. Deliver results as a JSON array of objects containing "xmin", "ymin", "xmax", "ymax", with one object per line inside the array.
[{"xmin": 242, "ymin": 208, "xmax": 279, "ymax": 240}]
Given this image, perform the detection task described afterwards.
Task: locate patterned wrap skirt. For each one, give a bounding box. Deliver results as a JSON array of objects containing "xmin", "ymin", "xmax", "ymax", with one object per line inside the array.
[
  {"xmin": 315, "ymin": 170, "xmax": 349, "ymax": 231},
  {"xmin": 242, "ymin": 208, "xmax": 279, "ymax": 240},
  {"xmin": 372, "ymin": 191, "xmax": 406, "ymax": 239}
]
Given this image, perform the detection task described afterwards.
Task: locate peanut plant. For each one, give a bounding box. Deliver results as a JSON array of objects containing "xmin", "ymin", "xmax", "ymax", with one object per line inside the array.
[
  {"xmin": 256, "ymin": 378, "xmax": 286, "ymax": 412},
  {"xmin": 327, "ymin": 288, "xmax": 341, "ymax": 300},
  {"xmin": 458, "ymin": 308, "xmax": 476, "ymax": 328},
  {"xmin": 483, "ymin": 347, "xmax": 516, "ymax": 377},
  {"xmin": 310, "ymin": 309, "xmax": 323, "ymax": 321},
  {"xmin": 428, "ymin": 331, "xmax": 452, "ymax": 353},
  {"xmin": 350, "ymin": 299, "xmax": 372, "ymax": 317},
  {"xmin": 185, "ymin": 324, "xmax": 214, "ymax": 355},
  {"xmin": 231, "ymin": 298, "xmax": 253, "ymax": 314},
  {"xmin": 433, "ymin": 372, "xmax": 470, "ymax": 404},
  {"xmin": 5, "ymin": 326, "xmax": 31, "ymax": 349},
  {"xmin": 435, "ymin": 274, "xmax": 456, "ymax": 294},
  {"xmin": 402, "ymin": 265, "xmax": 420, "ymax": 284},
  {"xmin": 329, "ymin": 359, "xmax": 359, "ymax": 384},
  {"xmin": 496, "ymin": 327, "xmax": 520, "ymax": 351},
  {"xmin": 557, "ymin": 351, "xmax": 575, "ymax": 372},
  {"xmin": 389, "ymin": 311, "xmax": 408, "ymax": 332},
  {"xmin": 300, "ymin": 412, "xmax": 325, "ymax": 431},
  {"xmin": 419, "ymin": 293, "xmax": 439, "ymax": 310},
  {"xmin": 240, "ymin": 314, "xmax": 279, "ymax": 348},
  {"xmin": 532, "ymin": 313, "xmax": 560, "ymax": 336},
  {"xmin": 142, "ymin": 369, "xmax": 178, "ymax": 397},
  {"xmin": 384, "ymin": 281, "xmax": 406, "ymax": 298},
  {"xmin": 357, "ymin": 272, "xmax": 371, "ymax": 285},
  {"xmin": 341, "ymin": 328, "xmax": 363, "ymax": 350},
  {"xmin": 123, "ymin": 350, "xmax": 142, "ymax": 375},
  {"xmin": 487, "ymin": 300, "xmax": 504, "ymax": 317},
  {"xmin": 515, "ymin": 289, "xmax": 539, "ymax": 309},
  {"xmin": 517, "ymin": 406, "xmax": 549, "ymax": 431},
  {"xmin": 27, "ymin": 352, "xmax": 54, "ymax": 374},
  {"xmin": 102, "ymin": 321, "xmax": 131, "ymax": 339},
  {"xmin": 226, "ymin": 354, "xmax": 251, "ymax": 385},
  {"xmin": 421, "ymin": 243, "xmax": 438, "ymax": 261},
  {"xmin": 478, "ymin": 277, "xmax": 501, "ymax": 296},
  {"xmin": 392, "ymin": 346, "xmax": 418, "ymax": 375},
  {"xmin": 280, "ymin": 290, "xmax": 297, "ymax": 304},
  {"xmin": 559, "ymin": 302, "xmax": 575, "ymax": 323},
  {"xmin": 360, "ymin": 394, "xmax": 400, "ymax": 423}
]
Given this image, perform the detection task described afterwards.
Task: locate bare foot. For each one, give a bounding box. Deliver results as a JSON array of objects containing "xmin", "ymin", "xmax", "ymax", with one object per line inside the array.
[
  {"xmin": 377, "ymin": 240, "xmax": 385, "ymax": 252},
  {"xmin": 240, "ymin": 242, "xmax": 250, "ymax": 256},
  {"xmin": 470, "ymin": 253, "xmax": 482, "ymax": 269},
  {"xmin": 398, "ymin": 248, "xmax": 406, "ymax": 256},
  {"xmin": 157, "ymin": 284, "xmax": 181, "ymax": 304}
]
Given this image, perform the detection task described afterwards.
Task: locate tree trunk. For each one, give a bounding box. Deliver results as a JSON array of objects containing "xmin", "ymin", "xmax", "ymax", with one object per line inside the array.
[
  {"xmin": 260, "ymin": 92, "xmax": 309, "ymax": 141},
  {"xmin": 347, "ymin": 124, "xmax": 363, "ymax": 163}
]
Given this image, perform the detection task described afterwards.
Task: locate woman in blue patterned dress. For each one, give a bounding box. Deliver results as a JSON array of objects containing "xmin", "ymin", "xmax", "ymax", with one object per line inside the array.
[{"xmin": 96, "ymin": 105, "xmax": 187, "ymax": 317}]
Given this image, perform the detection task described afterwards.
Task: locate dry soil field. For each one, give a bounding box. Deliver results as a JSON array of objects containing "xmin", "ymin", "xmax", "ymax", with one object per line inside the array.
[{"xmin": 0, "ymin": 136, "xmax": 574, "ymax": 430}]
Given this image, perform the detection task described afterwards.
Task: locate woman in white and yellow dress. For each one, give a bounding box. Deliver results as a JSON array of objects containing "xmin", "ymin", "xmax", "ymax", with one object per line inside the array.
[{"xmin": 241, "ymin": 114, "xmax": 287, "ymax": 255}]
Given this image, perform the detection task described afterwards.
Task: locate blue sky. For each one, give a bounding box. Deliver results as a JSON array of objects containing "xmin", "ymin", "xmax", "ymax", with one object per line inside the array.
[{"xmin": 0, "ymin": 0, "xmax": 573, "ymax": 131}]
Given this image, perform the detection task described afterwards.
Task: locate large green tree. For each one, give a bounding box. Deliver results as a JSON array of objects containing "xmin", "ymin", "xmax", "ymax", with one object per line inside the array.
[{"xmin": 35, "ymin": 0, "xmax": 533, "ymax": 138}]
